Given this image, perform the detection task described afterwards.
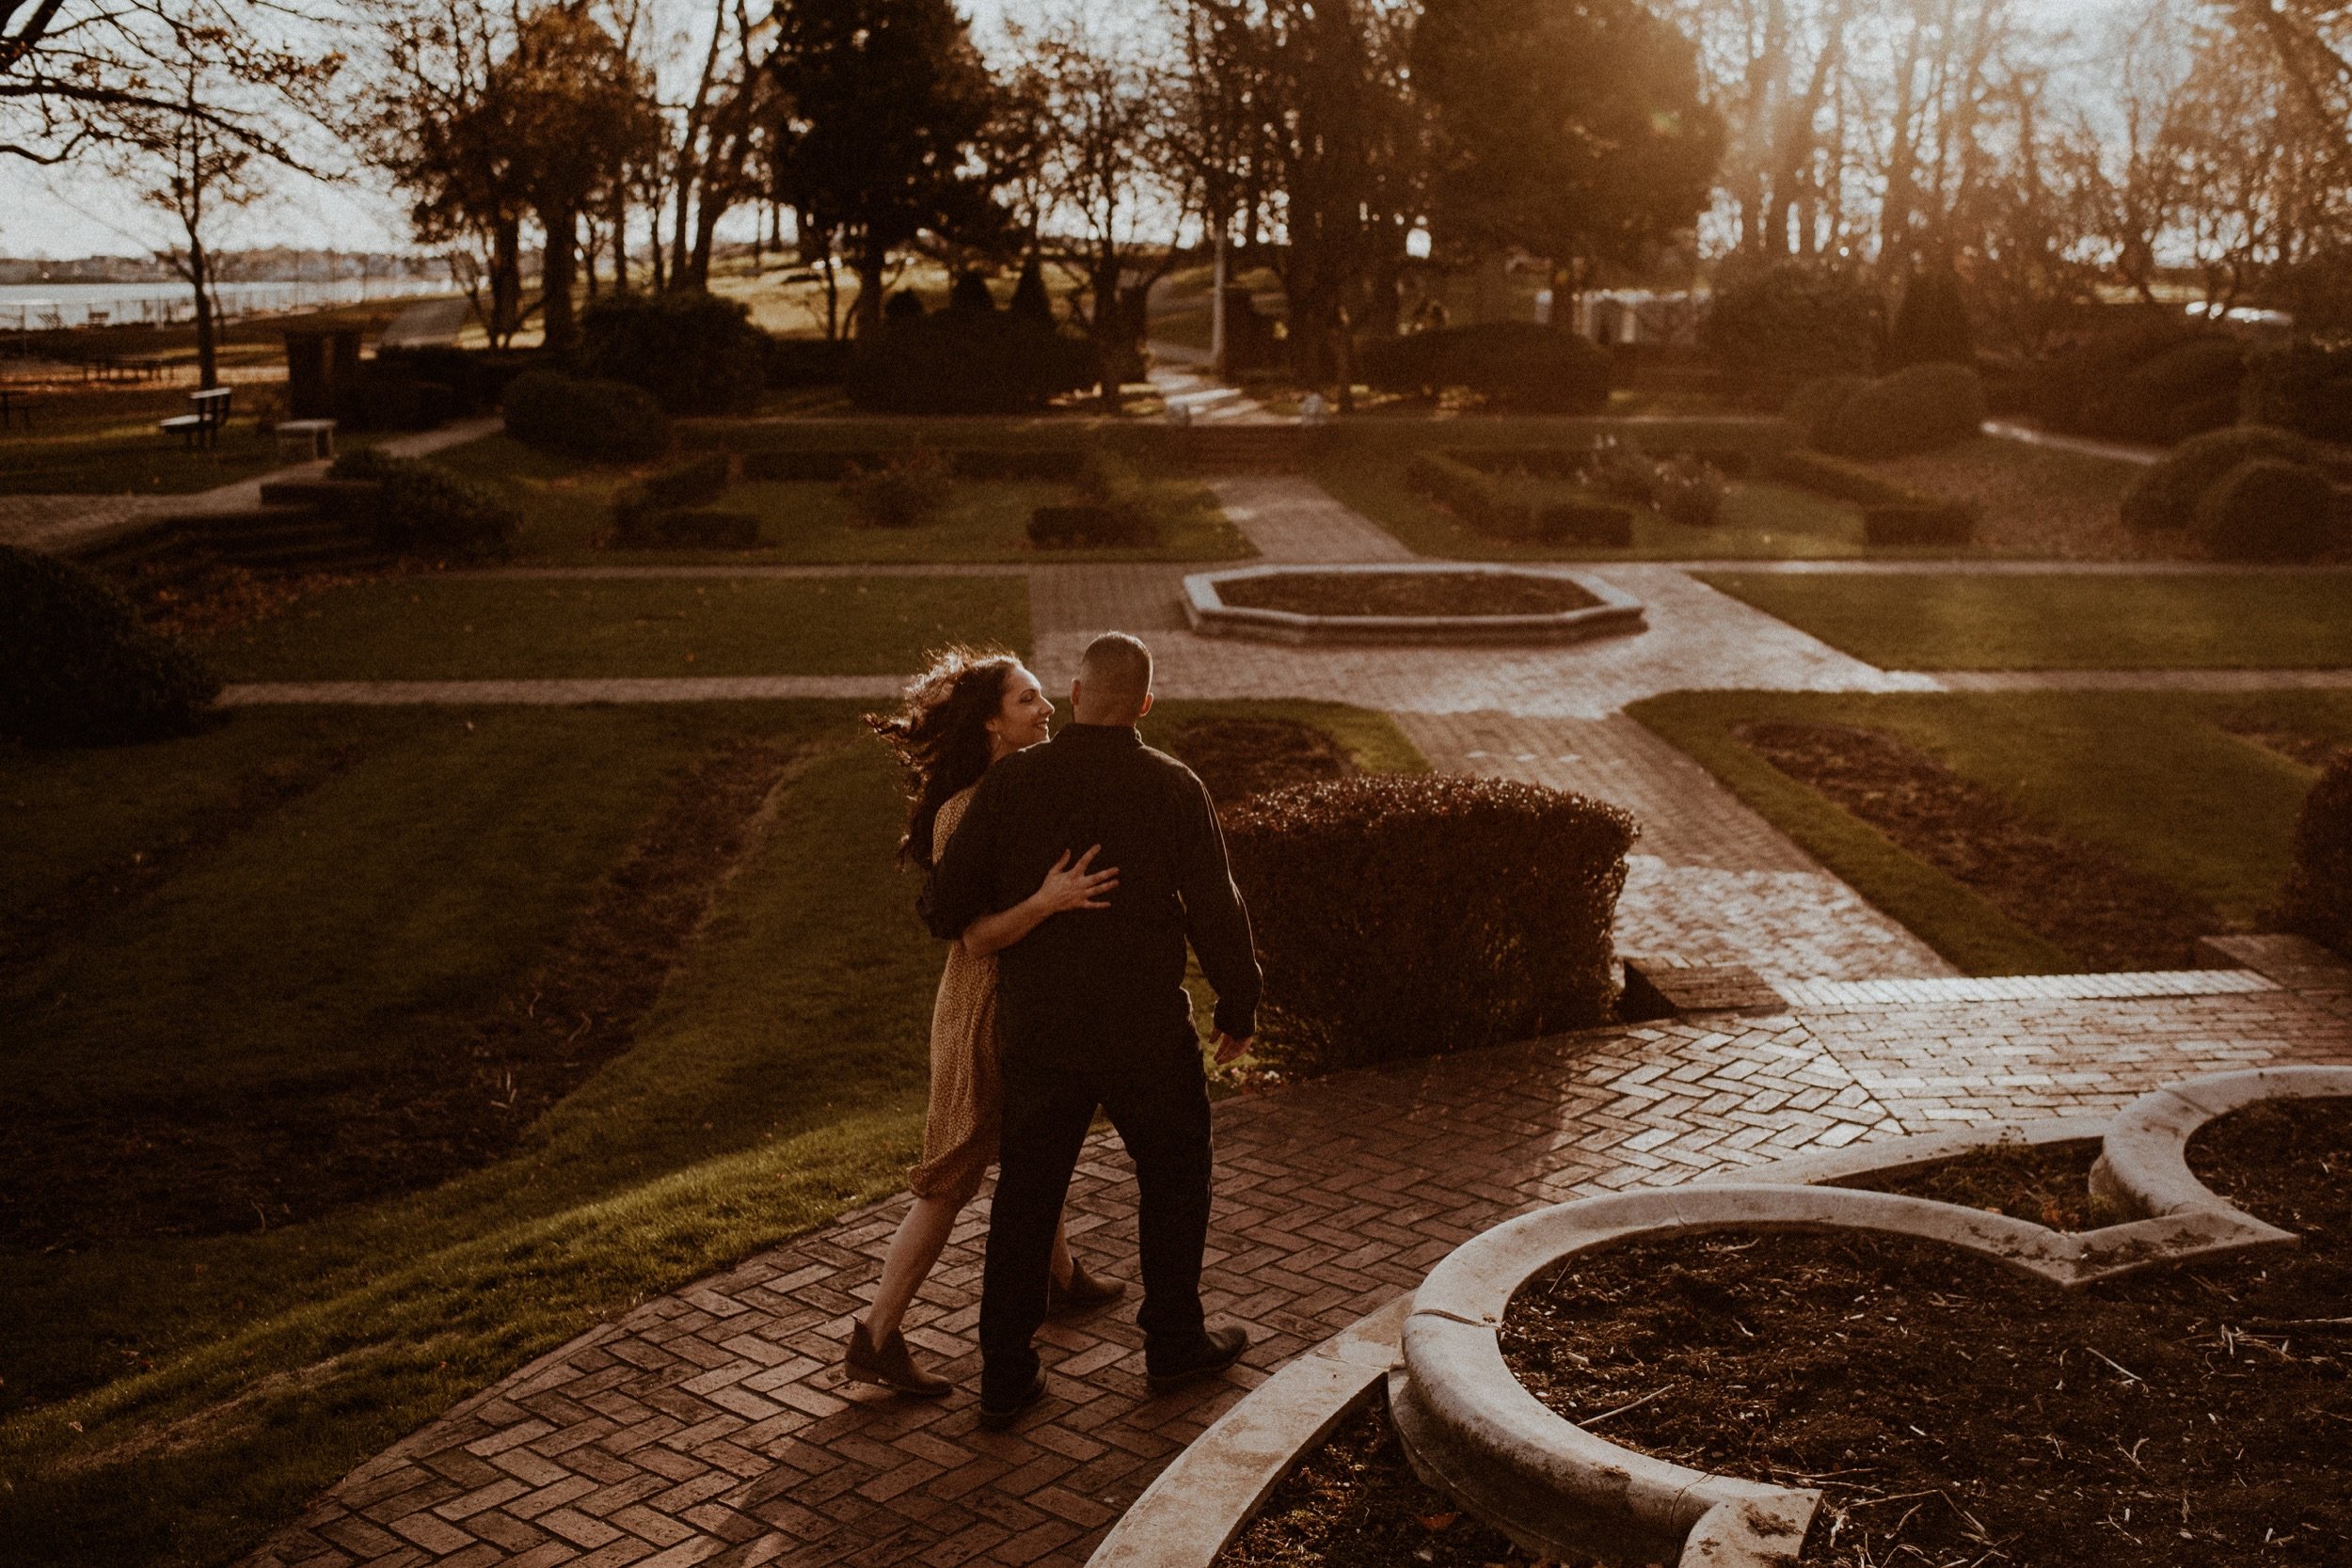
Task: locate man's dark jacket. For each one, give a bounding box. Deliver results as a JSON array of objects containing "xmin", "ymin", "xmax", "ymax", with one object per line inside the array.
[{"xmin": 922, "ymin": 721, "xmax": 1261, "ymax": 1071}]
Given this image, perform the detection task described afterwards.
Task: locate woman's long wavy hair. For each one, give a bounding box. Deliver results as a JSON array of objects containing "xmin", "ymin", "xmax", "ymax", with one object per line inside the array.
[{"xmin": 865, "ymin": 647, "xmax": 1025, "ymax": 869}]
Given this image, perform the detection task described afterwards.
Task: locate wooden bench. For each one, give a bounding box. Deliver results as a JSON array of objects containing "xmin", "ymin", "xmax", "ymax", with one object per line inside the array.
[
  {"xmin": 160, "ymin": 386, "xmax": 234, "ymax": 450},
  {"xmin": 0, "ymin": 386, "xmax": 34, "ymax": 431}
]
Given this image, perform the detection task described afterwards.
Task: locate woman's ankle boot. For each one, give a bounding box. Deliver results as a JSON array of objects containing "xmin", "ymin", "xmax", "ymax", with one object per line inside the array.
[{"xmin": 844, "ymin": 1319, "xmax": 952, "ymax": 1398}]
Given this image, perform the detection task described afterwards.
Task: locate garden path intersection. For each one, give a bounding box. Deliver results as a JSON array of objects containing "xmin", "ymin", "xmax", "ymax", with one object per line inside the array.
[{"xmin": 206, "ymin": 472, "xmax": 2352, "ymax": 1568}]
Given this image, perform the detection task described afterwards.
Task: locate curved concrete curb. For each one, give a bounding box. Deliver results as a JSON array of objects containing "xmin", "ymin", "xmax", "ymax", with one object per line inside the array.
[
  {"xmin": 1085, "ymin": 1072, "xmax": 2347, "ymax": 1568},
  {"xmin": 1182, "ymin": 562, "xmax": 1645, "ymax": 646}
]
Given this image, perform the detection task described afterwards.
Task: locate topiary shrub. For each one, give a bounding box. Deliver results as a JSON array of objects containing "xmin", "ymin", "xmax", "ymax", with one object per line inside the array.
[
  {"xmin": 1785, "ymin": 374, "xmax": 1869, "ymax": 449},
  {"xmin": 1009, "ymin": 255, "xmax": 1054, "ymax": 328},
  {"xmin": 369, "ymin": 458, "xmax": 521, "ymax": 561},
  {"xmin": 1220, "ymin": 774, "xmax": 1633, "ymax": 1074},
  {"xmin": 839, "ymin": 448, "xmax": 955, "ymax": 527},
  {"xmin": 2119, "ymin": 424, "xmax": 2313, "ymax": 531},
  {"xmin": 2242, "ymin": 342, "xmax": 2352, "ymax": 442},
  {"xmin": 0, "ymin": 545, "xmax": 221, "ymax": 746},
  {"xmin": 1359, "ymin": 324, "xmax": 1610, "ymax": 413},
  {"xmin": 577, "ymin": 291, "xmax": 769, "ymax": 415},
  {"xmin": 947, "ymin": 272, "xmax": 996, "ymax": 314},
  {"xmin": 501, "ymin": 371, "xmax": 671, "ymax": 462},
  {"xmin": 845, "ymin": 312, "xmax": 1099, "ymax": 414},
  {"xmin": 2189, "ymin": 457, "xmax": 2338, "ymax": 562},
  {"xmin": 1702, "ymin": 262, "xmax": 1881, "ymax": 404},
  {"xmin": 1887, "ymin": 265, "xmax": 1975, "ymax": 370},
  {"xmin": 2026, "ymin": 318, "xmax": 2242, "ymax": 443},
  {"xmin": 2273, "ymin": 752, "xmax": 2352, "ymax": 958},
  {"xmin": 1652, "ymin": 454, "xmax": 1728, "ymax": 527},
  {"xmin": 1822, "ymin": 362, "xmax": 1988, "ymax": 458},
  {"xmin": 612, "ymin": 452, "xmax": 736, "ymax": 546}
]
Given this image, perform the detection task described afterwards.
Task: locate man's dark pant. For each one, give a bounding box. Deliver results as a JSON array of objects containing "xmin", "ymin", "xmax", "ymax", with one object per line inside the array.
[{"xmin": 979, "ymin": 1030, "xmax": 1214, "ymax": 1406}]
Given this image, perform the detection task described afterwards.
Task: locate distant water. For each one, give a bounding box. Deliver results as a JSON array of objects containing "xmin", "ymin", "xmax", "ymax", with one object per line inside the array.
[{"xmin": 0, "ymin": 277, "xmax": 453, "ymax": 330}]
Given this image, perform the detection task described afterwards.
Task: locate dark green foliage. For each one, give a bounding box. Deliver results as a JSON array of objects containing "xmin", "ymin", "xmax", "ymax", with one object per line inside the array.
[
  {"xmin": 2242, "ymin": 343, "xmax": 2352, "ymax": 442},
  {"xmin": 0, "ymin": 545, "xmax": 220, "ymax": 746},
  {"xmin": 612, "ymin": 508, "xmax": 762, "ymax": 548},
  {"xmin": 947, "ymin": 272, "xmax": 995, "ymax": 313},
  {"xmin": 577, "ymin": 292, "xmax": 769, "ymax": 415},
  {"xmin": 1652, "ymin": 454, "xmax": 1728, "ymax": 527},
  {"xmin": 1220, "ymin": 774, "xmax": 1632, "ymax": 1072},
  {"xmin": 762, "ymin": 336, "xmax": 853, "ymax": 388},
  {"xmin": 1823, "ymin": 362, "xmax": 1988, "ymax": 459},
  {"xmin": 2120, "ymin": 424, "xmax": 2313, "ymax": 531},
  {"xmin": 2027, "ymin": 319, "xmax": 2243, "ymax": 444},
  {"xmin": 1703, "ymin": 263, "xmax": 1881, "ymax": 401},
  {"xmin": 2275, "ymin": 752, "xmax": 2352, "ymax": 958},
  {"xmin": 884, "ymin": 289, "xmax": 927, "ymax": 324},
  {"xmin": 1026, "ymin": 451, "xmax": 1165, "ymax": 546},
  {"xmin": 2190, "ymin": 458, "xmax": 2339, "ymax": 562},
  {"xmin": 1785, "ymin": 374, "xmax": 1869, "ymax": 449},
  {"xmin": 366, "ymin": 347, "xmax": 548, "ymax": 420},
  {"xmin": 1009, "ymin": 255, "xmax": 1053, "ymax": 327},
  {"xmin": 1359, "ymin": 324, "xmax": 1611, "ymax": 413},
  {"xmin": 501, "ymin": 371, "xmax": 672, "ymax": 461},
  {"xmin": 739, "ymin": 447, "xmax": 1089, "ymax": 483},
  {"xmin": 844, "ymin": 312, "xmax": 1099, "ymax": 414},
  {"xmin": 612, "ymin": 453, "xmax": 736, "ymax": 546},
  {"xmin": 1763, "ymin": 448, "xmax": 1977, "ymax": 542},
  {"xmin": 1405, "ymin": 450, "xmax": 1633, "ymax": 544},
  {"xmin": 838, "ymin": 448, "xmax": 955, "ymax": 527},
  {"xmin": 369, "ymin": 459, "xmax": 521, "ymax": 561},
  {"xmin": 326, "ymin": 447, "xmax": 407, "ymax": 482},
  {"xmin": 1887, "ymin": 267, "xmax": 1975, "ymax": 369}
]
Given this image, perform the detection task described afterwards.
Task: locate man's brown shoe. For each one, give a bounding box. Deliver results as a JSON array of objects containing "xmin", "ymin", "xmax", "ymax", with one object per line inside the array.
[
  {"xmin": 844, "ymin": 1319, "xmax": 952, "ymax": 1398},
  {"xmin": 1047, "ymin": 1259, "xmax": 1127, "ymax": 1315},
  {"xmin": 1146, "ymin": 1326, "xmax": 1248, "ymax": 1394}
]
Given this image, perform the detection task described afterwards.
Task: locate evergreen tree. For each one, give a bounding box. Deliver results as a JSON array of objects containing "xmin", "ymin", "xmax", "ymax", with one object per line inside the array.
[{"xmin": 1888, "ymin": 264, "xmax": 1977, "ymax": 369}]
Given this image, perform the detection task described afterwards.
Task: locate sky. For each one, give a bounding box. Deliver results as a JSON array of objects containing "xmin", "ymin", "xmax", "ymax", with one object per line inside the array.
[{"xmin": 0, "ymin": 0, "xmax": 2129, "ymax": 262}]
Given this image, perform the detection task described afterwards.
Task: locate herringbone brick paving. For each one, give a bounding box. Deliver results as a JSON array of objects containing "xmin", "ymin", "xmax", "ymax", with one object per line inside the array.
[{"xmin": 248, "ymin": 983, "xmax": 2352, "ymax": 1568}]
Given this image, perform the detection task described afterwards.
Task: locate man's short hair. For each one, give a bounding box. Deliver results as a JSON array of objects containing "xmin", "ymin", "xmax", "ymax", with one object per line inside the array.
[{"xmin": 1078, "ymin": 632, "xmax": 1152, "ymax": 716}]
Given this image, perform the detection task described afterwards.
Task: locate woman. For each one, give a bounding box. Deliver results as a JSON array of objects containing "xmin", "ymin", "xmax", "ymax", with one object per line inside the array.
[{"xmin": 850, "ymin": 649, "xmax": 1126, "ymax": 1396}]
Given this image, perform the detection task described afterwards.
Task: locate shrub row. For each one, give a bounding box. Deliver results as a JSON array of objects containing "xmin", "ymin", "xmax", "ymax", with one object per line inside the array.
[
  {"xmin": 1793, "ymin": 362, "xmax": 1987, "ymax": 459},
  {"xmin": 740, "ymin": 448, "xmax": 1088, "ymax": 483},
  {"xmin": 2026, "ymin": 320, "xmax": 2243, "ymax": 445},
  {"xmin": 1703, "ymin": 262, "xmax": 1882, "ymax": 403},
  {"xmin": 1220, "ymin": 774, "xmax": 1633, "ymax": 1074},
  {"xmin": 2121, "ymin": 424, "xmax": 2339, "ymax": 561},
  {"xmin": 2275, "ymin": 752, "xmax": 2352, "ymax": 959},
  {"xmin": 1762, "ymin": 448, "xmax": 1978, "ymax": 546},
  {"xmin": 502, "ymin": 371, "xmax": 671, "ymax": 462},
  {"xmin": 2242, "ymin": 342, "xmax": 2352, "ymax": 443},
  {"xmin": 326, "ymin": 449, "xmax": 520, "ymax": 561},
  {"xmin": 2, "ymin": 545, "xmax": 221, "ymax": 746},
  {"xmin": 1405, "ymin": 451, "xmax": 1632, "ymax": 546},
  {"xmin": 1359, "ymin": 324, "xmax": 1612, "ymax": 414},
  {"xmin": 844, "ymin": 312, "xmax": 1099, "ymax": 414},
  {"xmin": 841, "ymin": 450, "xmax": 955, "ymax": 530},
  {"xmin": 579, "ymin": 292, "xmax": 768, "ymax": 416},
  {"xmin": 612, "ymin": 452, "xmax": 756, "ymax": 548}
]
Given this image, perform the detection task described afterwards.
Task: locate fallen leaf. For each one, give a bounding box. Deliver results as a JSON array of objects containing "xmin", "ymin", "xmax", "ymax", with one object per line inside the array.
[{"xmin": 1418, "ymin": 1512, "xmax": 1459, "ymax": 1530}]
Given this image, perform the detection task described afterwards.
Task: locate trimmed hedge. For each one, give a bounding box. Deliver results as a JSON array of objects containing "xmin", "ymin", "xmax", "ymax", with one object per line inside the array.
[
  {"xmin": 840, "ymin": 449, "xmax": 955, "ymax": 529},
  {"xmin": 1762, "ymin": 449, "xmax": 1976, "ymax": 545},
  {"xmin": 2119, "ymin": 424, "xmax": 2314, "ymax": 532},
  {"xmin": 502, "ymin": 371, "xmax": 671, "ymax": 462},
  {"xmin": 1026, "ymin": 451, "xmax": 1164, "ymax": 547},
  {"xmin": 2026, "ymin": 321, "xmax": 2244, "ymax": 444},
  {"xmin": 612, "ymin": 453, "xmax": 739, "ymax": 547},
  {"xmin": 2243, "ymin": 342, "xmax": 2352, "ymax": 442},
  {"xmin": 2190, "ymin": 457, "xmax": 2338, "ymax": 562},
  {"xmin": 845, "ymin": 312, "xmax": 1098, "ymax": 414},
  {"xmin": 1, "ymin": 545, "xmax": 221, "ymax": 746},
  {"xmin": 2274, "ymin": 752, "xmax": 2352, "ymax": 958},
  {"xmin": 1785, "ymin": 374, "xmax": 1869, "ymax": 449},
  {"xmin": 762, "ymin": 336, "xmax": 854, "ymax": 390},
  {"xmin": 1703, "ymin": 262, "xmax": 1881, "ymax": 402},
  {"xmin": 579, "ymin": 291, "xmax": 769, "ymax": 415},
  {"xmin": 739, "ymin": 448, "xmax": 1087, "ymax": 483},
  {"xmin": 1406, "ymin": 451, "xmax": 1634, "ymax": 546},
  {"xmin": 1822, "ymin": 362, "xmax": 1987, "ymax": 459},
  {"xmin": 1359, "ymin": 324, "xmax": 1611, "ymax": 413},
  {"xmin": 1220, "ymin": 774, "xmax": 1633, "ymax": 1073},
  {"xmin": 344, "ymin": 453, "xmax": 519, "ymax": 561}
]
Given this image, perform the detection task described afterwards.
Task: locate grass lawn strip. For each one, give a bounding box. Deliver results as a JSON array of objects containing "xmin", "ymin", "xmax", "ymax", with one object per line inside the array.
[
  {"xmin": 200, "ymin": 573, "xmax": 1030, "ymax": 681},
  {"xmin": 1698, "ymin": 571, "xmax": 2352, "ymax": 671},
  {"xmin": 1629, "ymin": 689, "xmax": 2352, "ymax": 975},
  {"xmin": 0, "ymin": 698, "xmax": 1423, "ymax": 1568}
]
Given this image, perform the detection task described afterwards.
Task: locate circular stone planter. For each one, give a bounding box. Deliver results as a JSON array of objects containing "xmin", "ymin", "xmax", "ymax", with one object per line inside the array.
[
  {"xmin": 1183, "ymin": 563, "xmax": 1645, "ymax": 646},
  {"xmin": 1084, "ymin": 1067, "xmax": 2352, "ymax": 1568}
]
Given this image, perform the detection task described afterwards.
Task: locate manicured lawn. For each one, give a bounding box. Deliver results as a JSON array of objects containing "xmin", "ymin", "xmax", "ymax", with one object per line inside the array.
[
  {"xmin": 1698, "ymin": 571, "xmax": 2352, "ymax": 670},
  {"xmin": 0, "ymin": 390, "xmax": 381, "ymax": 496},
  {"xmin": 201, "ymin": 574, "xmax": 1031, "ymax": 680},
  {"xmin": 433, "ymin": 434, "xmax": 1252, "ymax": 563},
  {"xmin": 1630, "ymin": 689, "xmax": 2352, "ymax": 974},
  {"xmin": 0, "ymin": 698, "xmax": 1422, "ymax": 1568}
]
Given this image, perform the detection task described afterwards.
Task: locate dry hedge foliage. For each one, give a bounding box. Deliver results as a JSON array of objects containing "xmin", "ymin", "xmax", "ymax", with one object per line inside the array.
[
  {"xmin": 2276, "ymin": 752, "xmax": 2352, "ymax": 958},
  {"xmin": 1221, "ymin": 774, "xmax": 1634, "ymax": 1074}
]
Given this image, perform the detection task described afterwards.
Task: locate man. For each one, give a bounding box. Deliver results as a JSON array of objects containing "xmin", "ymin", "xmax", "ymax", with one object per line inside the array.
[{"xmin": 924, "ymin": 631, "xmax": 1261, "ymax": 1428}]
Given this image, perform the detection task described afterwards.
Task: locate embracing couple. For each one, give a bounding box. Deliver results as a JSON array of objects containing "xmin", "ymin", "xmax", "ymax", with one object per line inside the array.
[{"xmin": 853, "ymin": 632, "xmax": 1262, "ymax": 1429}]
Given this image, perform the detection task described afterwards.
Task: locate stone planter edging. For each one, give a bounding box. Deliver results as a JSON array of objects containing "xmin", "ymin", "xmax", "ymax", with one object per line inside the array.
[
  {"xmin": 1080, "ymin": 1069, "xmax": 2351, "ymax": 1568},
  {"xmin": 1182, "ymin": 563, "xmax": 1646, "ymax": 646}
]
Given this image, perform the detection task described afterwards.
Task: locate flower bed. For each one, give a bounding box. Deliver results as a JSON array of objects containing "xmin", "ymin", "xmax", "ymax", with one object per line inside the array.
[
  {"xmin": 1218, "ymin": 570, "xmax": 1601, "ymax": 619},
  {"xmin": 1184, "ymin": 563, "xmax": 1644, "ymax": 646}
]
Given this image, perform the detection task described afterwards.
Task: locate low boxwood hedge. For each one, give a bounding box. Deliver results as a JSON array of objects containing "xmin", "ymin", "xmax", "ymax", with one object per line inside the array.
[
  {"xmin": 2, "ymin": 545, "xmax": 221, "ymax": 746},
  {"xmin": 2190, "ymin": 457, "xmax": 2339, "ymax": 562},
  {"xmin": 1406, "ymin": 451, "xmax": 1634, "ymax": 545},
  {"xmin": 1763, "ymin": 448, "xmax": 1976, "ymax": 546},
  {"xmin": 1220, "ymin": 774, "xmax": 1632, "ymax": 1073},
  {"xmin": 612, "ymin": 453, "xmax": 738, "ymax": 546},
  {"xmin": 2274, "ymin": 752, "xmax": 2352, "ymax": 958},
  {"xmin": 1821, "ymin": 362, "xmax": 1987, "ymax": 458},
  {"xmin": 2120, "ymin": 424, "xmax": 2314, "ymax": 532}
]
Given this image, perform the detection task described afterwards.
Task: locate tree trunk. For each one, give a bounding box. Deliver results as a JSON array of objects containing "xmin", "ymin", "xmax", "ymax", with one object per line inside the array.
[
  {"xmin": 853, "ymin": 253, "xmax": 886, "ymax": 339},
  {"xmin": 541, "ymin": 203, "xmax": 580, "ymax": 351},
  {"xmin": 188, "ymin": 242, "xmax": 219, "ymax": 390},
  {"xmin": 491, "ymin": 216, "xmax": 523, "ymax": 348}
]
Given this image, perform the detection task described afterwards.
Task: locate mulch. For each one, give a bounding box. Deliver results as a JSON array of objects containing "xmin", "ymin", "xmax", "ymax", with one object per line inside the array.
[
  {"xmin": 1160, "ymin": 716, "xmax": 1359, "ymax": 806},
  {"xmin": 1217, "ymin": 571, "xmax": 1600, "ymax": 619},
  {"xmin": 0, "ymin": 736, "xmax": 807, "ymax": 1248},
  {"xmin": 1837, "ymin": 1138, "xmax": 2115, "ymax": 1232},
  {"xmin": 1223, "ymin": 1100, "xmax": 2349, "ymax": 1567},
  {"xmin": 1737, "ymin": 720, "xmax": 2220, "ymax": 971}
]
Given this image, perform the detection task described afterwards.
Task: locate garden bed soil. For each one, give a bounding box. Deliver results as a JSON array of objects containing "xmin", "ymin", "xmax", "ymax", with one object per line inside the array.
[
  {"xmin": 1497, "ymin": 1097, "xmax": 2352, "ymax": 1566},
  {"xmin": 0, "ymin": 736, "xmax": 806, "ymax": 1247},
  {"xmin": 1160, "ymin": 717, "xmax": 1359, "ymax": 805},
  {"xmin": 1836, "ymin": 1137, "xmax": 2112, "ymax": 1231},
  {"xmin": 1217, "ymin": 570, "xmax": 1600, "ymax": 619},
  {"xmin": 1737, "ymin": 720, "xmax": 2220, "ymax": 971}
]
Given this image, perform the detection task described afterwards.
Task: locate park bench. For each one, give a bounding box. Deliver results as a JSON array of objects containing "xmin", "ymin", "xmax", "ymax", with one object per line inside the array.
[
  {"xmin": 160, "ymin": 386, "xmax": 234, "ymax": 450},
  {"xmin": 0, "ymin": 385, "xmax": 35, "ymax": 431}
]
